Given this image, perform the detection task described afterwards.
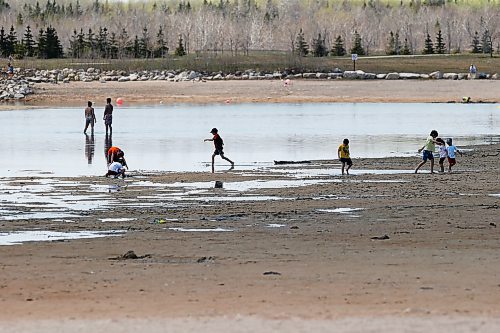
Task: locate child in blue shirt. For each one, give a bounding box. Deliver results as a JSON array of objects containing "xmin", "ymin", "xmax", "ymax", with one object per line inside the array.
[{"xmin": 446, "ymin": 138, "xmax": 463, "ymax": 173}]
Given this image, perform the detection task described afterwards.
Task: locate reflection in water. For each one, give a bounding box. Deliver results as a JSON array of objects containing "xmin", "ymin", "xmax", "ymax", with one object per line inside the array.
[
  {"xmin": 85, "ymin": 134, "xmax": 95, "ymax": 164},
  {"xmin": 104, "ymin": 134, "xmax": 112, "ymax": 164}
]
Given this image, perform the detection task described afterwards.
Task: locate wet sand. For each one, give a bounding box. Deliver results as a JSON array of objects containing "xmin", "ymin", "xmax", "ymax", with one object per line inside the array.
[
  {"xmin": 1, "ymin": 141, "xmax": 499, "ymax": 332},
  {"xmin": 20, "ymin": 79, "xmax": 500, "ymax": 107}
]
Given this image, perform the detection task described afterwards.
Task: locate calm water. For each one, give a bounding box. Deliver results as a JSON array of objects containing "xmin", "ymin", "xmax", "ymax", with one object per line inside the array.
[{"xmin": 0, "ymin": 103, "xmax": 498, "ymax": 176}]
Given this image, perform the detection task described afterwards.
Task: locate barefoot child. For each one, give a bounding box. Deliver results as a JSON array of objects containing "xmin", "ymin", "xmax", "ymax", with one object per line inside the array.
[
  {"xmin": 415, "ymin": 130, "xmax": 439, "ymax": 174},
  {"xmin": 436, "ymin": 138, "xmax": 447, "ymax": 173},
  {"xmin": 204, "ymin": 128, "xmax": 234, "ymax": 173},
  {"xmin": 338, "ymin": 138, "xmax": 352, "ymax": 175},
  {"xmin": 446, "ymin": 138, "xmax": 463, "ymax": 173}
]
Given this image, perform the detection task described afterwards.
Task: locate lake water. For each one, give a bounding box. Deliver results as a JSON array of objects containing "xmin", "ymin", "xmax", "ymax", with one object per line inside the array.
[{"xmin": 0, "ymin": 103, "xmax": 498, "ymax": 176}]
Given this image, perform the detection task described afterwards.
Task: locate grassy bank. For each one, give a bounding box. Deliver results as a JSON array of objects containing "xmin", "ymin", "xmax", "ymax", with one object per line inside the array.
[{"xmin": 16, "ymin": 52, "xmax": 500, "ymax": 74}]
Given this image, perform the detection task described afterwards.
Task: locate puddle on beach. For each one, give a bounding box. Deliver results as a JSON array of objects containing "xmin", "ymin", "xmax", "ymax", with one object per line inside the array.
[
  {"xmin": 0, "ymin": 103, "xmax": 498, "ymax": 176},
  {"xmin": 266, "ymin": 224, "xmax": 286, "ymax": 228},
  {"xmin": 317, "ymin": 208, "xmax": 364, "ymax": 215},
  {"xmin": 0, "ymin": 230, "xmax": 126, "ymax": 246},
  {"xmin": 168, "ymin": 227, "xmax": 233, "ymax": 232}
]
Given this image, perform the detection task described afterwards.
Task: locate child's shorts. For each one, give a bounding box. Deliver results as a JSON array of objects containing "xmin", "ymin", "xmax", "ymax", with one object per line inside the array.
[
  {"xmin": 340, "ymin": 158, "xmax": 353, "ymax": 166},
  {"xmin": 213, "ymin": 149, "xmax": 224, "ymax": 156},
  {"xmin": 447, "ymin": 157, "xmax": 456, "ymax": 166},
  {"xmin": 439, "ymin": 157, "xmax": 446, "ymax": 164},
  {"xmin": 422, "ymin": 150, "xmax": 434, "ymax": 161}
]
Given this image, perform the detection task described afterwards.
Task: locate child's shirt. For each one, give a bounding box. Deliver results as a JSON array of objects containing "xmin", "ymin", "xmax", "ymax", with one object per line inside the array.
[
  {"xmin": 438, "ymin": 145, "xmax": 448, "ymax": 158},
  {"xmin": 213, "ymin": 134, "xmax": 224, "ymax": 150},
  {"xmin": 447, "ymin": 145, "xmax": 458, "ymax": 158},
  {"xmin": 424, "ymin": 136, "xmax": 435, "ymax": 151},
  {"xmin": 109, "ymin": 162, "xmax": 123, "ymax": 172},
  {"xmin": 338, "ymin": 144, "xmax": 350, "ymax": 159}
]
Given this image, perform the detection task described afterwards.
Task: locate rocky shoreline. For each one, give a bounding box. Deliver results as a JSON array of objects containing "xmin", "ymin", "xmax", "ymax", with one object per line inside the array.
[{"xmin": 3, "ymin": 66, "xmax": 499, "ymax": 102}]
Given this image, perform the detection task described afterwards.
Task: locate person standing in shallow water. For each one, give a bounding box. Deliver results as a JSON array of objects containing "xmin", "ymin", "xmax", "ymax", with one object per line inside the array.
[
  {"xmin": 204, "ymin": 128, "xmax": 234, "ymax": 173},
  {"xmin": 83, "ymin": 101, "xmax": 96, "ymax": 134},
  {"xmin": 338, "ymin": 138, "xmax": 353, "ymax": 175},
  {"xmin": 103, "ymin": 97, "xmax": 113, "ymax": 136},
  {"xmin": 415, "ymin": 130, "xmax": 439, "ymax": 174}
]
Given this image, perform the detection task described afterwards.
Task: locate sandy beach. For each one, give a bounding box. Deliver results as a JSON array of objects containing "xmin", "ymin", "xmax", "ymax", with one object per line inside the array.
[
  {"xmin": 21, "ymin": 79, "xmax": 500, "ymax": 107},
  {"xmin": 0, "ymin": 80, "xmax": 499, "ymax": 332}
]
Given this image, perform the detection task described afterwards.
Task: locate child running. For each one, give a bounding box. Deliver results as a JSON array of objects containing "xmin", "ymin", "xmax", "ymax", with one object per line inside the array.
[
  {"xmin": 415, "ymin": 130, "xmax": 439, "ymax": 174},
  {"xmin": 204, "ymin": 128, "xmax": 234, "ymax": 173},
  {"xmin": 446, "ymin": 138, "xmax": 463, "ymax": 173},
  {"xmin": 436, "ymin": 138, "xmax": 447, "ymax": 173},
  {"xmin": 338, "ymin": 138, "xmax": 352, "ymax": 175}
]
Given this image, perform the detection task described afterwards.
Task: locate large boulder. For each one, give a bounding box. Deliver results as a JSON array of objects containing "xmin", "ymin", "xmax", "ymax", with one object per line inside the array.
[
  {"xmin": 376, "ymin": 74, "xmax": 387, "ymax": 79},
  {"xmin": 385, "ymin": 72, "xmax": 399, "ymax": 80},
  {"xmin": 399, "ymin": 73, "xmax": 421, "ymax": 79},
  {"xmin": 302, "ymin": 73, "xmax": 316, "ymax": 79},
  {"xmin": 443, "ymin": 73, "xmax": 458, "ymax": 80},
  {"xmin": 343, "ymin": 70, "xmax": 364, "ymax": 79},
  {"xmin": 316, "ymin": 73, "xmax": 328, "ymax": 79},
  {"xmin": 492, "ymin": 73, "xmax": 499, "ymax": 80},
  {"xmin": 329, "ymin": 73, "xmax": 343, "ymax": 79},
  {"xmin": 429, "ymin": 71, "xmax": 443, "ymax": 79}
]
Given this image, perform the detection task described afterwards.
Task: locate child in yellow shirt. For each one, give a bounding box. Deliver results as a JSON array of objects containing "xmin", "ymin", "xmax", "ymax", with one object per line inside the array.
[{"xmin": 338, "ymin": 138, "xmax": 352, "ymax": 175}]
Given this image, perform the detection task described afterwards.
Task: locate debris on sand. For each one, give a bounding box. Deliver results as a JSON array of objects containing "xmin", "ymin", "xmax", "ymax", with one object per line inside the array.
[
  {"xmin": 371, "ymin": 235, "xmax": 390, "ymax": 240},
  {"xmin": 274, "ymin": 160, "xmax": 311, "ymax": 165},
  {"xmin": 109, "ymin": 250, "xmax": 151, "ymax": 260},
  {"xmin": 263, "ymin": 271, "xmax": 281, "ymax": 275},
  {"xmin": 197, "ymin": 256, "xmax": 216, "ymax": 263}
]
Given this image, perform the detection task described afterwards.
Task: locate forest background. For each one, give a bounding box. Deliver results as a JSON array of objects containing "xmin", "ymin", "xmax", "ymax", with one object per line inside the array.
[{"xmin": 0, "ymin": 0, "xmax": 499, "ymax": 72}]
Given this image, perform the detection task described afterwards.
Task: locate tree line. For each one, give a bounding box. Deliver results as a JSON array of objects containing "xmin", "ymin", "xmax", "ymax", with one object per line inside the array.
[{"xmin": 0, "ymin": 0, "xmax": 499, "ymax": 59}]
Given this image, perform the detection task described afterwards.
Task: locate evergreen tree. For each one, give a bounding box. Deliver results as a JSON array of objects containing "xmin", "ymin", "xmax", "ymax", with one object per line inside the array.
[
  {"xmin": 401, "ymin": 38, "xmax": 411, "ymax": 55},
  {"xmin": 69, "ymin": 29, "xmax": 84, "ymax": 58},
  {"xmin": 0, "ymin": 27, "xmax": 6, "ymax": 57},
  {"xmin": 481, "ymin": 29, "xmax": 492, "ymax": 55},
  {"xmin": 16, "ymin": 13, "xmax": 23, "ymax": 26},
  {"xmin": 41, "ymin": 26, "xmax": 63, "ymax": 58},
  {"xmin": 350, "ymin": 30, "xmax": 365, "ymax": 55},
  {"xmin": 118, "ymin": 28, "xmax": 130, "ymax": 58},
  {"xmin": 330, "ymin": 35, "xmax": 346, "ymax": 56},
  {"xmin": 36, "ymin": 28, "xmax": 46, "ymax": 58},
  {"xmin": 109, "ymin": 32, "xmax": 118, "ymax": 58},
  {"xmin": 423, "ymin": 33, "xmax": 434, "ymax": 54},
  {"xmin": 23, "ymin": 25, "xmax": 36, "ymax": 57},
  {"xmin": 394, "ymin": 32, "xmax": 401, "ymax": 55},
  {"xmin": 97, "ymin": 27, "xmax": 109, "ymax": 58},
  {"xmin": 75, "ymin": 0, "xmax": 83, "ymax": 16},
  {"xmin": 154, "ymin": 25, "xmax": 168, "ymax": 58},
  {"xmin": 174, "ymin": 35, "xmax": 186, "ymax": 56},
  {"xmin": 133, "ymin": 35, "xmax": 140, "ymax": 58},
  {"xmin": 311, "ymin": 33, "xmax": 327, "ymax": 57},
  {"xmin": 139, "ymin": 27, "xmax": 150, "ymax": 58},
  {"xmin": 86, "ymin": 28, "xmax": 96, "ymax": 57},
  {"xmin": 435, "ymin": 29, "xmax": 446, "ymax": 54},
  {"xmin": 294, "ymin": 28, "xmax": 308, "ymax": 56},
  {"xmin": 386, "ymin": 31, "xmax": 396, "ymax": 55},
  {"xmin": 470, "ymin": 31, "xmax": 481, "ymax": 53},
  {"xmin": 6, "ymin": 25, "xmax": 17, "ymax": 56}
]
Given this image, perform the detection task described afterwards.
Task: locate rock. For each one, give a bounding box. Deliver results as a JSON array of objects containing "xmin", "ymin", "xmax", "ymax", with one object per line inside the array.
[
  {"xmin": 376, "ymin": 74, "xmax": 387, "ymax": 79},
  {"xmin": 263, "ymin": 271, "xmax": 281, "ymax": 275},
  {"xmin": 429, "ymin": 71, "xmax": 443, "ymax": 79},
  {"xmin": 118, "ymin": 76, "xmax": 130, "ymax": 82},
  {"xmin": 343, "ymin": 70, "xmax": 360, "ymax": 79},
  {"xmin": 87, "ymin": 67, "xmax": 95, "ymax": 73},
  {"xmin": 302, "ymin": 73, "xmax": 316, "ymax": 79},
  {"xmin": 399, "ymin": 73, "xmax": 420, "ymax": 79},
  {"xmin": 14, "ymin": 93, "xmax": 25, "ymax": 99},
  {"xmin": 420, "ymin": 74, "xmax": 430, "ymax": 79},
  {"xmin": 477, "ymin": 72, "xmax": 488, "ymax": 79},
  {"xmin": 363, "ymin": 73, "xmax": 377, "ymax": 79},
  {"xmin": 371, "ymin": 235, "xmax": 390, "ymax": 240},
  {"xmin": 457, "ymin": 73, "xmax": 468, "ymax": 80},
  {"xmin": 214, "ymin": 181, "xmax": 223, "ymax": 188},
  {"xmin": 443, "ymin": 73, "xmax": 458, "ymax": 80},
  {"xmin": 316, "ymin": 73, "xmax": 328, "ymax": 79},
  {"xmin": 385, "ymin": 72, "xmax": 400, "ymax": 80},
  {"xmin": 213, "ymin": 73, "xmax": 223, "ymax": 80},
  {"xmin": 129, "ymin": 74, "xmax": 138, "ymax": 81},
  {"xmin": 492, "ymin": 73, "xmax": 500, "ymax": 80},
  {"xmin": 328, "ymin": 73, "xmax": 343, "ymax": 79}
]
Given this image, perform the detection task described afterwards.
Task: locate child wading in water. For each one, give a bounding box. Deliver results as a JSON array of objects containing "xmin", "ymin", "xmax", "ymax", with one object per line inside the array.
[
  {"xmin": 436, "ymin": 138, "xmax": 447, "ymax": 173},
  {"xmin": 446, "ymin": 138, "xmax": 463, "ymax": 173},
  {"xmin": 204, "ymin": 128, "xmax": 234, "ymax": 173},
  {"xmin": 415, "ymin": 130, "xmax": 439, "ymax": 174},
  {"xmin": 338, "ymin": 138, "xmax": 352, "ymax": 175}
]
